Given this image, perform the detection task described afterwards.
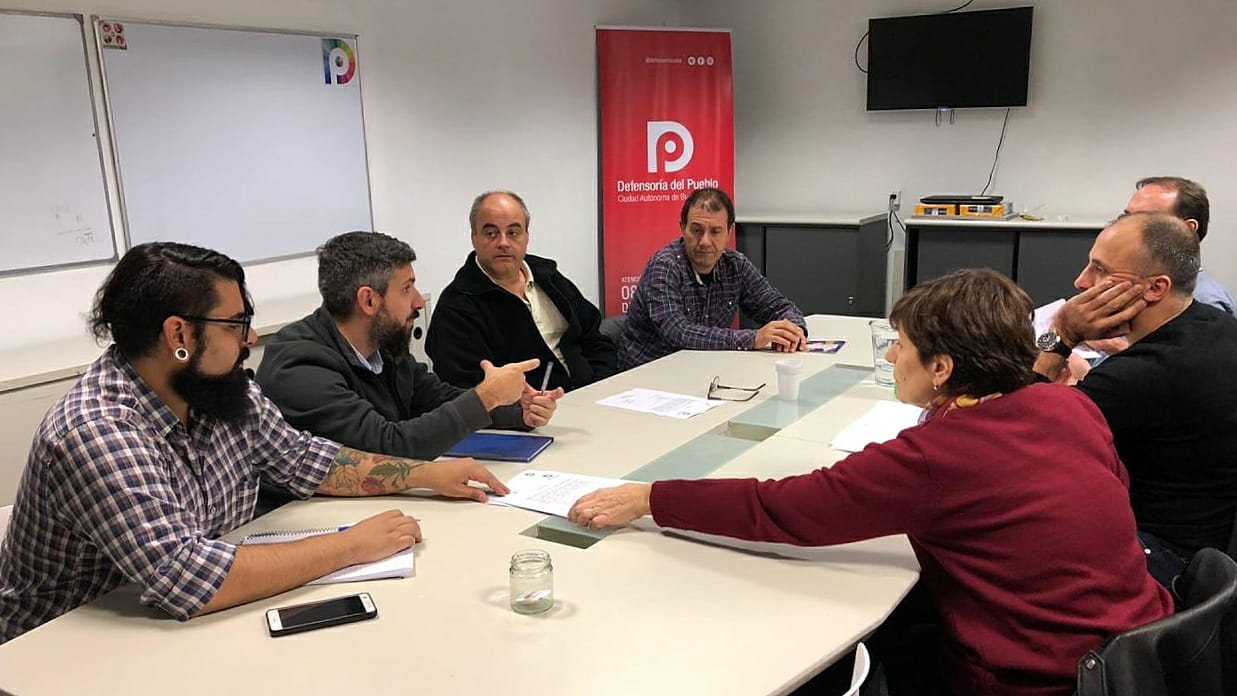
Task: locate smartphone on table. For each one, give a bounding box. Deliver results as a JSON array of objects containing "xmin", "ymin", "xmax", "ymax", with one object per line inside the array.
[{"xmin": 265, "ymin": 592, "xmax": 377, "ymax": 637}]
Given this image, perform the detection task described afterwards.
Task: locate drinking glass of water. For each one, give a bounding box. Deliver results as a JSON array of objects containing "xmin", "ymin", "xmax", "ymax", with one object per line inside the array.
[
  {"xmin": 869, "ymin": 319, "xmax": 897, "ymax": 387},
  {"xmin": 509, "ymin": 549, "xmax": 554, "ymax": 614}
]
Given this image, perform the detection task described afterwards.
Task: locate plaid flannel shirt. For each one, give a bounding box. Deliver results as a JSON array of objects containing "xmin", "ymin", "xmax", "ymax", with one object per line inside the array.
[
  {"xmin": 0, "ymin": 347, "xmax": 339, "ymax": 643},
  {"xmin": 619, "ymin": 239, "xmax": 806, "ymax": 369}
]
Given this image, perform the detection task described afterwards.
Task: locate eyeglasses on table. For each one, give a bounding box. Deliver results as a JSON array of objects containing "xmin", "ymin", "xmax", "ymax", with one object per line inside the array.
[{"xmin": 707, "ymin": 375, "xmax": 766, "ymax": 402}]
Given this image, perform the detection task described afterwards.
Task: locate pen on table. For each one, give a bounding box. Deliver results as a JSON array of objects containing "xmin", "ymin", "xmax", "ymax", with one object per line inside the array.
[{"xmin": 539, "ymin": 362, "xmax": 554, "ymax": 393}]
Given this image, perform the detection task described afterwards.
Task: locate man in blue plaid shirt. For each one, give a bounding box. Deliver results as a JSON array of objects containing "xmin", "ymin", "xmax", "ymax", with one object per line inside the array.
[
  {"xmin": 0, "ymin": 243, "xmax": 511, "ymax": 643},
  {"xmin": 618, "ymin": 187, "xmax": 807, "ymax": 370}
]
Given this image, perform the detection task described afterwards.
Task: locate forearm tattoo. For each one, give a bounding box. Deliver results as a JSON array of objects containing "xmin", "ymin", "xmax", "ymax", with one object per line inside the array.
[{"xmin": 323, "ymin": 447, "xmax": 425, "ymax": 496}]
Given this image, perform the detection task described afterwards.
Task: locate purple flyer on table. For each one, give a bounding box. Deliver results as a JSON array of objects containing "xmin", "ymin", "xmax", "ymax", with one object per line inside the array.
[{"xmin": 807, "ymin": 339, "xmax": 846, "ymax": 354}]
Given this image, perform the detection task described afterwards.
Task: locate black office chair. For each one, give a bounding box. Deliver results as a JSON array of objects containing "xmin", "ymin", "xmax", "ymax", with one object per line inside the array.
[
  {"xmin": 1076, "ymin": 548, "xmax": 1237, "ymax": 696},
  {"xmin": 1225, "ymin": 507, "xmax": 1237, "ymax": 559},
  {"xmin": 1224, "ymin": 509, "xmax": 1237, "ymax": 685},
  {"xmin": 599, "ymin": 315, "xmax": 627, "ymax": 343}
]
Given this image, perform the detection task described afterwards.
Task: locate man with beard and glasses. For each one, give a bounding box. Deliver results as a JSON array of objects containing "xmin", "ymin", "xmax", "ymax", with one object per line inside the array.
[
  {"xmin": 0, "ymin": 242, "xmax": 509, "ymax": 644},
  {"xmin": 256, "ymin": 232, "xmax": 559, "ymax": 504}
]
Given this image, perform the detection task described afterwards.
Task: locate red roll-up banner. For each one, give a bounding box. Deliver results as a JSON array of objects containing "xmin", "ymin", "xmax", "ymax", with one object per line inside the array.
[{"xmin": 597, "ymin": 27, "xmax": 734, "ymax": 316}]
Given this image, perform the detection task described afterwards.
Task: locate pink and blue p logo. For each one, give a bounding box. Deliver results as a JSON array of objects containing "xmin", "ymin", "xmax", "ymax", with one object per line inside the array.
[{"xmin": 322, "ymin": 39, "xmax": 356, "ymax": 85}]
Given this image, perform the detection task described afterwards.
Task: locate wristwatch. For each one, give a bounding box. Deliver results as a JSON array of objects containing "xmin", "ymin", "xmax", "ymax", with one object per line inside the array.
[{"xmin": 1036, "ymin": 330, "xmax": 1073, "ymax": 358}]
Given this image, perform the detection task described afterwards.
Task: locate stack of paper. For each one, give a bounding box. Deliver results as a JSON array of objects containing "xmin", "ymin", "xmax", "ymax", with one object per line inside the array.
[
  {"xmin": 489, "ymin": 469, "xmax": 629, "ymax": 518},
  {"xmin": 596, "ymin": 388, "xmax": 725, "ymax": 419},
  {"xmin": 830, "ymin": 401, "xmax": 923, "ymax": 453}
]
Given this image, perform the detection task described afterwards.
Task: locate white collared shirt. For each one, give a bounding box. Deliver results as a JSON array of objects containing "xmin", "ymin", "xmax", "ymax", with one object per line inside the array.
[
  {"xmin": 476, "ymin": 257, "xmax": 569, "ymax": 372},
  {"xmin": 349, "ymin": 342, "xmax": 384, "ymax": 374}
]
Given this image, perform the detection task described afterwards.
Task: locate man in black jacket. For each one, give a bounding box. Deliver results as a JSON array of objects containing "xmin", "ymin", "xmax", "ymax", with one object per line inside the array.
[
  {"xmin": 427, "ymin": 191, "xmax": 617, "ymax": 391},
  {"xmin": 1033, "ymin": 212, "xmax": 1237, "ymax": 589},
  {"xmin": 256, "ymin": 231, "xmax": 561, "ymax": 464}
]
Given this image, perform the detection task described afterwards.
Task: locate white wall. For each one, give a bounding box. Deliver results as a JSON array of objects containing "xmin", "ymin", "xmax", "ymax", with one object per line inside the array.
[
  {"xmin": 0, "ymin": 0, "xmax": 677, "ymax": 386},
  {"xmin": 0, "ymin": 0, "xmax": 679, "ymax": 503},
  {"xmin": 696, "ymin": 0, "xmax": 1237, "ymax": 294}
]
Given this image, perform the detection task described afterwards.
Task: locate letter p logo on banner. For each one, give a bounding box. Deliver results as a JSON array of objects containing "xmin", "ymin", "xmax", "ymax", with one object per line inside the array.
[
  {"xmin": 322, "ymin": 39, "xmax": 357, "ymax": 85},
  {"xmin": 647, "ymin": 121, "xmax": 694, "ymax": 174}
]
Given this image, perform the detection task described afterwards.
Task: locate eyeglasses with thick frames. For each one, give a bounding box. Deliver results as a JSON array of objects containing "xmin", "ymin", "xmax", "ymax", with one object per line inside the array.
[
  {"xmin": 707, "ymin": 376, "xmax": 766, "ymax": 402},
  {"xmin": 181, "ymin": 315, "xmax": 254, "ymax": 336}
]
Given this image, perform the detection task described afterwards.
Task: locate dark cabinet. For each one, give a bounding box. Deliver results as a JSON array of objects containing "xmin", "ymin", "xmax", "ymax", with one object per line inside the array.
[
  {"xmin": 736, "ymin": 215, "xmax": 887, "ymax": 318},
  {"xmin": 1016, "ymin": 230, "xmax": 1101, "ymax": 304},
  {"xmin": 911, "ymin": 226, "xmax": 1017, "ymax": 282},
  {"xmin": 905, "ymin": 219, "xmax": 1103, "ymax": 306}
]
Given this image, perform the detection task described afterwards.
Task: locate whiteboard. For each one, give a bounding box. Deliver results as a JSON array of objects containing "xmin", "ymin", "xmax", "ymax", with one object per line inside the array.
[
  {"xmin": 98, "ymin": 21, "xmax": 373, "ymax": 263},
  {"xmin": 0, "ymin": 11, "xmax": 116, "ymax": 273}
]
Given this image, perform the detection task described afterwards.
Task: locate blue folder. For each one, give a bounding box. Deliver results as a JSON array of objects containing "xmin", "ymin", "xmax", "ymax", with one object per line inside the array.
[{"xmin": 443, "ymin": 432, "xmax": 554, "ymax": 463}]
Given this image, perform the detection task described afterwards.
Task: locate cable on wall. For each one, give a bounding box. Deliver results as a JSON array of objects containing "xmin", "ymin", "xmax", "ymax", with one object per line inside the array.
[
  {"xmin": 942, "ymin": 0, "xmax": 977, "ymax": 12},
  {"xmin": 854, "ymin": 0, "xmax": 978, "ymax": 74},
  {"xmin": 887, "ymin": 207, "xmax": 906, "ymax": 250},
  {"xmin": 980, "ymin": 108, "xmax": 1011, "ymax": 195}
]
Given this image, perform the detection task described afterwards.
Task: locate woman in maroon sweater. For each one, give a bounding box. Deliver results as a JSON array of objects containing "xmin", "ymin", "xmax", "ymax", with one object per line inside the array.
[{"xmin": 569, "ymin": 269, "xmax": 1172, "ymax": 696}]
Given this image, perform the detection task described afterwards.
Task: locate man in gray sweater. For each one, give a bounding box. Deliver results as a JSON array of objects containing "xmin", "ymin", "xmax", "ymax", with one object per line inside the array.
[{"xmin": 256, "ymin": 231, "xmax": 562, "ymax": 463}]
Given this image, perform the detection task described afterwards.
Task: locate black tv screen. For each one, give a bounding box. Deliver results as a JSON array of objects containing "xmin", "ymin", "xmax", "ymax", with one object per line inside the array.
[{"xmin": 866, "ymin": 6, "xmax": 1033, "ymax": 111}]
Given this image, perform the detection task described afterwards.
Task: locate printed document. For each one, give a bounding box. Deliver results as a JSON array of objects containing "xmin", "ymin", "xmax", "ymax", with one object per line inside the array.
[
  {"xmin": 596, "ymin": 388, "xmax": 726, "ymax": 419},
  {"xmin": 490, "ymin": 469, "xmax": 630, "ymax": 518},
  {"xmin": 830, "ymin": 401, "xmax": 923, "ymax": 453}
]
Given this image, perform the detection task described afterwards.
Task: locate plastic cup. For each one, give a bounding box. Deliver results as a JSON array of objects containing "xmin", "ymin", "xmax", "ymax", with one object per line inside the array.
[{"xmin": 775, "ymin": 358, "xmax": 803, "ymax": 401}]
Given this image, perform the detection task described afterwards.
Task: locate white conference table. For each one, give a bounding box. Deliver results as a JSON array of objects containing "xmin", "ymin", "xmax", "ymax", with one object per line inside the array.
[{"xmin": 0, "ymin": 315, "xmax": 919, "ymax": 696}]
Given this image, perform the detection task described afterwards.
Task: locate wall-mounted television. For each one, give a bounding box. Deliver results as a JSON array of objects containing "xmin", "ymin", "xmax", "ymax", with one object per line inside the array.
[{"xmin": 866, "ymin": 6, "xmax": 1034, "ymax": 111}]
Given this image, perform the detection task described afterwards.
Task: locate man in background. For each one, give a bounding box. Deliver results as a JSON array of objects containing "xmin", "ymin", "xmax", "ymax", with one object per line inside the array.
[
  {"xmin": 1124, "ymin": 176, "xmax": 1233, "ymax": 314},
  {"xmin": 427, "ymin": 191, "xmax": 615, "ymax": 391},
  {"xmin": 618, "ymin": 187, "xmax": 807, "ymax": 370}
]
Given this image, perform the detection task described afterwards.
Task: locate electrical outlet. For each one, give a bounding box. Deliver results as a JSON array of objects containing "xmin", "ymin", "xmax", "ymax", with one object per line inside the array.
[{"xmin": 888, "ymin": 191, "xmax": 901, "ymax": 212}]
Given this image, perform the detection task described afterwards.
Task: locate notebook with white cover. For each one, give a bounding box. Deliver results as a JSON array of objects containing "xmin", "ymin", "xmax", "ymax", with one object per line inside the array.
[{"xmin": 241, "ymin": 526, "xmax": 415, "ymax": 585}]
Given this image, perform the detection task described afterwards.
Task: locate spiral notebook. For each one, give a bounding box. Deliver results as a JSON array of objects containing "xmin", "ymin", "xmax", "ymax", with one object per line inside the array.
[{"xmin": 241, "ymin": 526, "xmax": 415, "ymax": 585}]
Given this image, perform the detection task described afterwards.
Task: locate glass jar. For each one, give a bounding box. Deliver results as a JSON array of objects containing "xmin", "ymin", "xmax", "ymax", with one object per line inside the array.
[{"xmin": 509, "ymin": 549, "xmax": 554, "ymax": 614}]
